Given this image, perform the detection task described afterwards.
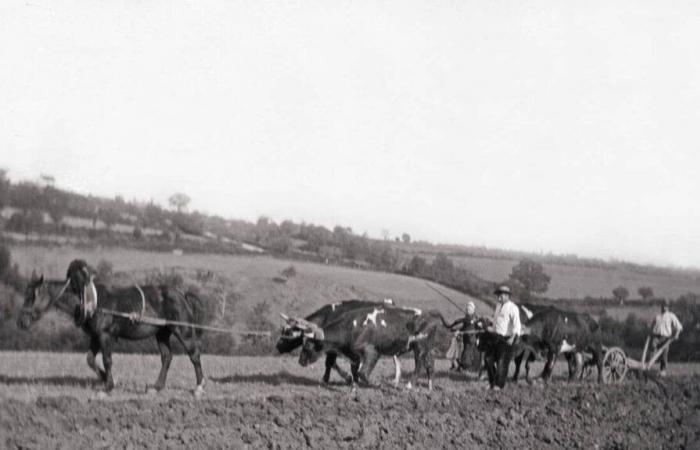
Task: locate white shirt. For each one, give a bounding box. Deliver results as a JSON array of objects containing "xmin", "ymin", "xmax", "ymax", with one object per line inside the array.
[
  {"xmin": 492, "ymin": 300, "xmax": 522, "ymax": 337},
  {"xmin": 651, "ymin": 312, "xmax": 683, "ymax": 337}
]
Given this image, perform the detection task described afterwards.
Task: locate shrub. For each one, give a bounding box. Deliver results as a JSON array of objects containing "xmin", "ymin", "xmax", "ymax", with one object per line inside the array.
[
  {"xmin": 281, "ymin": 265, "xmax": 297, "ymax": 279},
  {"xmin": 96, "ymin": 259, "xmax": 114, "ymax": 285}
]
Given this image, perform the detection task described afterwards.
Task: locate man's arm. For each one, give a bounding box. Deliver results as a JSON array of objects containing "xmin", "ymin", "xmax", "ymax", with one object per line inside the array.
[
  {"xmin": 672, "ymin": 314, "xmax": 683, "ymax": 339},
  {"xmin": 446, "ymin": 317, "xmax": 466, "ymax": 329}
]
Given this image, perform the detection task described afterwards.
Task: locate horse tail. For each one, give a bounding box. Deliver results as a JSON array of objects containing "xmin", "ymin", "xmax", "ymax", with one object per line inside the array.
[{"xmin": 184, "ymin": 290, "xmax": 206, "ymax": 338}]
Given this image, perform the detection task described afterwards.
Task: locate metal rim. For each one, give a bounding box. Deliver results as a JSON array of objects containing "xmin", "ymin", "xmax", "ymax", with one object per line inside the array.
[{"xmin": 602, "ymin": 347, "xmax": 628, "ymax": 383}]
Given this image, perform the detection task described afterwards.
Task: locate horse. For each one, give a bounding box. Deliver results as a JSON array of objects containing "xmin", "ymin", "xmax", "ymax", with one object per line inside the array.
[{"xmin": 17, "ymin": 264, "xmax": 207, "ymax": 396}]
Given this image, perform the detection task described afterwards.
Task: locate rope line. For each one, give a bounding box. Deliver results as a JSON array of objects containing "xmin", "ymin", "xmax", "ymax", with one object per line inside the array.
[{"xmin": 98, "ymin": 308, "xmax": 272, "ymax": 337}]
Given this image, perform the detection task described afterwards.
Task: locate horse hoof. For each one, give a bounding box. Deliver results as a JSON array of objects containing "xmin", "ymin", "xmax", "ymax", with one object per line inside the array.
[
  {"xmin": 146, "ymin": 387, "xmax": 158, "ymax": 395},
  {"xmin": 194, "ymin": 386, "xmax": 205, "ymax": 399},
  {"xmin": 405, "ymin": 381, "xmax": 413, "ymax": 390},
  {"xmin": 96, "ymin": 391, "xmax": 109, "ymax": 400}
]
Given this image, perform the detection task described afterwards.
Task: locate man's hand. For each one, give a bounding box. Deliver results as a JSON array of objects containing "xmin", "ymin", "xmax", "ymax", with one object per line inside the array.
[{"xmin": 507, "ymin": 335, "xmax": 516, "ymax": 346}]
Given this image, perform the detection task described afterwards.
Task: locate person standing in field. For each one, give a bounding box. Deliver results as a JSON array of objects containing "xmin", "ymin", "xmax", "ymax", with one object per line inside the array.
[
  {"xmin": 649, "ymin": 298, "xmax": 683, "ymax": 377},
  {"xmin": 481, "ymin": 286, "xmax": 521, "ymax": 389},
  {"xmin": 446, "ymin": 301, "xmax": 477, "ymax": 371}
]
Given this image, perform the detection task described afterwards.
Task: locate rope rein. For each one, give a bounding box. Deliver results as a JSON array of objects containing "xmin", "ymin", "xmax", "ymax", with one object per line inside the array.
[{"xmin": 98, "ymin": 307, "xmax": 271, "ymax": 337}]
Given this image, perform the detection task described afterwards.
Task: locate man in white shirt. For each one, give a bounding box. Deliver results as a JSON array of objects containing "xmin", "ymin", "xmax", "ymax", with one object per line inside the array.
[
  {"xmin": 482, "ymin": 285, "xmax": 522, "ymax": 389},
  {"xmin": 649, "ymin": 298, "xmax": 683, "ymax": 376}
]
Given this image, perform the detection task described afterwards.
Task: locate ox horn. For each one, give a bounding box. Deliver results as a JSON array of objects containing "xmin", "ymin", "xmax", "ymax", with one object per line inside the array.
[
  {"xmin": 279, "ymin": 313, "xmax": 291, "ymax": 322},
  {"xmin": 293, "ymin": 318, "xmax": 324, "ymax": 340}
]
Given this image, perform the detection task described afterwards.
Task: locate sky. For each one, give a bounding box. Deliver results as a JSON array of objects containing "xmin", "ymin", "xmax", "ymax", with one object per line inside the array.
[{"xmin": 2, "ymin": 0, "xmax": 700, "ymax": 268}]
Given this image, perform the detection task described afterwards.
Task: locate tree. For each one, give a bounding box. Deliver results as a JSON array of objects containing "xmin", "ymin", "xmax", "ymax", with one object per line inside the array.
[
  {"xmin": 98, "ymin": 206, "xmax": 120, "ymax": 231},
  {"xmin": 44, "ymin": 186, "xmax": 68, "ymax": 231},
  {"xmin": 406, "ymin": 255, "xmax": 428, "ymax": 277},
  {"xmin": 402, "ymin": 233, "xmax": 411, "ymax": 244},
  {"xmin": 10, "ymin": 182, "xmax": 42, "ymax": 211},
  {"xmin": 0, "ymin": 245, "xmax": 10, "ymax": 280},
  {"xmin": 613, "ymin": 286, "xmax": 630, "ymax": 305},
  {"xmin": 381, "ymin": 229, "xmax": 390, "ymax": 241},
  {"xmin": 508, "ymin": 259, "xmax": 551, "ymax": 297},
  {"xmin": 143, "ymin": 201, "xmax": 164, "ymax": 227},
  {"xmin": 638, "ymin": 286, "xmax": 654, "ymax": 300},
  {"xmin": 168, "ymin": 193, "xmax": 191, "ymax": 213},
  {"xmin": 432, "ymin": 253, "xmax": 455, "ymax": 284},
  {"xmin": 0, "ymin": 169, "xmax": 10, "ymax": 209}
]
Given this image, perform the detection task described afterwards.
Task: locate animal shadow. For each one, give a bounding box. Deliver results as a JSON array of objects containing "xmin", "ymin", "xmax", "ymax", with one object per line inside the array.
[
  {"xmin": 0, "ymin": 374, "xmax": 100, "ymax": 388},
  {"xmin": 209, "ymin": 370, "xmax": 341, "ymax": 389}
]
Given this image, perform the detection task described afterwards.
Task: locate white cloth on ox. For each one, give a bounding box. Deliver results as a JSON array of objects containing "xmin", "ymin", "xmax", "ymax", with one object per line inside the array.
[{"xmin": 492, "ymin": 300, "xmax": 522, "ymax": 337}]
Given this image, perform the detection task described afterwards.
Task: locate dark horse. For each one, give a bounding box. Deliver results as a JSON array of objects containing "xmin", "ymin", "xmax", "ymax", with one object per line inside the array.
[{"xmin": 17, "ymin": 260, "xmax": 206, "ymax": 396}]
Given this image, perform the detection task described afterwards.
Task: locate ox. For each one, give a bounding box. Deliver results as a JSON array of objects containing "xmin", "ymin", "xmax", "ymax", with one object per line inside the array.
[
  {"xmin": 277, "ymin": 300, "xmax": 381, "ymax": 384},
  {"xmin": 524, "ymin": 308, "xmax": 604, "ymax": 383},
  {"xmin": 293, "ymin": 305, "xmax": 449, "ymax": 389}
]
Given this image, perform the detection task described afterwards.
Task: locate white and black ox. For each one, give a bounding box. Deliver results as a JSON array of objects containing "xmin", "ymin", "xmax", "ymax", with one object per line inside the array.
[
  {"xmin": 283, "ymin": 304, "xmax": 452, "ymax": 390},
  {"xmin": 276, "ymin": 300, "xmax": 381, "ymax": 384},
  {"xmin": 520, "ymin": 307, "xmax": 604, "ymax": 383}
]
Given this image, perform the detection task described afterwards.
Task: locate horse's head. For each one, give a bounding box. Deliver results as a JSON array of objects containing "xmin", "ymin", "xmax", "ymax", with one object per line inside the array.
[{"xmin": 17, "ymin": 272, "xmax": 46, "ymax": 329}]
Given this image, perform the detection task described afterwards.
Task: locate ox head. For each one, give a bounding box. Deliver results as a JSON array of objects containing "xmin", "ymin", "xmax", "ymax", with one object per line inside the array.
[
  {"xmin": 277, "ymin": 313, "xmax": 326, "ymax": 365},
  {"xmin": 276, "ymin": 313, "xmax": 305, "ymax": 353}
]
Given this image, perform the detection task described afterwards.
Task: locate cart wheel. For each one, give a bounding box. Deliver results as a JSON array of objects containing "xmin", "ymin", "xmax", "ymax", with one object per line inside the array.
[{"xmin": 602, "ymin": 347, "xmax": 627, "ymax": 383}]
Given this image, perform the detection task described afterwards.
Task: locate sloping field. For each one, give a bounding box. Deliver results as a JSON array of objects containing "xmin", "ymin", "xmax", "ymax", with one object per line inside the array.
[
  {"xmin": 444, "ymin": 254, "xmax": 700, "ymax": 300},
  {"xmin": 9, "ymin": 245, "xmax": 490, "ymax": 322},
  {"xmin": 1, "ymin": 352, "xmax": 699, "ymax": 449}
]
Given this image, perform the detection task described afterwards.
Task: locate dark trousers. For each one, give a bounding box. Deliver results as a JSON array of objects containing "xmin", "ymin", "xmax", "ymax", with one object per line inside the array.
[
  {"xmin": 651, "ymin": 335, "xmax": 671, "ymax": 371},
  {"xmin": 481, "ymin": 332, "xmax": 516, "ymax": 389}
]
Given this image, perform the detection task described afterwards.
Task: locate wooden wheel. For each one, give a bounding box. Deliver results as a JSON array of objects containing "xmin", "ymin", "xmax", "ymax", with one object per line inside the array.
[{"xmin": 602, "ymin": 347, "xmax": 627, "ymax": 383}]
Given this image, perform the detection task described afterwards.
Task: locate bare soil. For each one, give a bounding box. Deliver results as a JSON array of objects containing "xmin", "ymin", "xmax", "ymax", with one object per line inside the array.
[{"xmin": 2, "ymin": 372, "xmax": 699, "ymax": 449}]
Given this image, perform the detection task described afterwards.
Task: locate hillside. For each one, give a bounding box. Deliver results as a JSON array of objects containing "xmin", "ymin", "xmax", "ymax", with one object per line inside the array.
[
  {"xmin": 2, "ymin": 172, "xmax": 700, "ymax": 303},
  {"xmin": 10, "ymin": 244, "xmax": 488, "ymax": 327},
  {"xmin": 405, "ymin": 252, "xmax": 700, "ymax": 301}
]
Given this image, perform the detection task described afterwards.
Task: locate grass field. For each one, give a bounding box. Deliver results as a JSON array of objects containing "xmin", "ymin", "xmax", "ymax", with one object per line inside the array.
[
  {"xmin": 421, "ymin": 253, "xmax": 700, "ymax": 300},
  {"xmin": 8, "ymin": 244, "xmax": 490, "ymax": 324}
]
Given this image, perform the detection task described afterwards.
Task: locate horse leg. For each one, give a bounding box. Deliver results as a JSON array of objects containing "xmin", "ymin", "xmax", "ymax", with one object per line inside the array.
[
  {"xmin": 151, "ymin": 329, "xmax": 172, "ymax": 392},
  {"xmin": 172, "ymin": 329, "xmax": 205, "ymax": 396},
  {"xmin": 86, "ymin": 337, "xmax": 107, "ymax": 382},
  {"xmin": 97, "ymin": 334, "xmax": 115, "ymax": 392}
]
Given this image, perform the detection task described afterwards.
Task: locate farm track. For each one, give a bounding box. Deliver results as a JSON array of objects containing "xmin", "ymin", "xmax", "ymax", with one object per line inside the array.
[{"xmin": 1, "ymin": 354, "xmax": 699, "ymax": 449}]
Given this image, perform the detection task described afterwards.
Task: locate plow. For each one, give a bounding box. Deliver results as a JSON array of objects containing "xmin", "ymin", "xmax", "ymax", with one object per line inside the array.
[{"xmin": 582, "ymin": 336, "xmax": 675, "ymax": 383}]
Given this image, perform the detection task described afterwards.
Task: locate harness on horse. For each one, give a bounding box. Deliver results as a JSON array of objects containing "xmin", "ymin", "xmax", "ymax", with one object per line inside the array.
[{"xmin": 130, "ymin": 284, "xmax": 147, "ymax": 322}]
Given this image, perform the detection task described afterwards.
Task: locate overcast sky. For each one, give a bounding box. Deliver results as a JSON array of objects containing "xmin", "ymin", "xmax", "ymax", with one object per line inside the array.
[{"xmin": 2, "ymin": 0, "xmax": 700, "ymax": 268}]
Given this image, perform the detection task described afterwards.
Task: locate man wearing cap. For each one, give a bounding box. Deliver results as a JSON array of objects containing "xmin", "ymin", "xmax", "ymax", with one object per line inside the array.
[
  {"xmin": 649, "ymin": 299, "xmax": 683, "ymax": 377},
  {"xmin": 482, "ymin": 285, "xmax": 522, "ymax": 389},
  {"xmin": 446, "ymin": 301, "xmax": 477, "ymax": 370}
]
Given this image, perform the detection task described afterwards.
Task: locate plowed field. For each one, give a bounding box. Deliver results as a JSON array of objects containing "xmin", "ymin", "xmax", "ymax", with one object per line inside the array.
[{"xmin": 1, "ymin": 352, "xmax": 699, "ymax": 449}]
